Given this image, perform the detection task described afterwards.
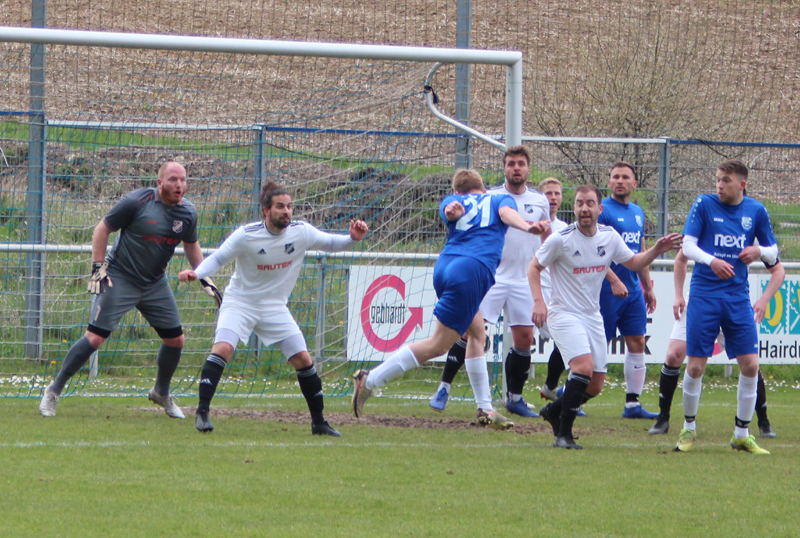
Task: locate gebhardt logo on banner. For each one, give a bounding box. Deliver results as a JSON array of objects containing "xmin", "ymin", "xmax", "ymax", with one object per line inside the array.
[
  {"xmin": 360, "ymin": 274, "xmax": 423, "ymax": 352},
  {"xmin": 347, "ymin": 266, "xmax": 438, "ymax": 362}
]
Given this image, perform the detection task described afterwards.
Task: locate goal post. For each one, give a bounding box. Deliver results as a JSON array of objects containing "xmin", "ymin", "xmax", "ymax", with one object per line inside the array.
[{"xmin": 0, "ymin": 26, "xmax": 523, "ymax": 401}]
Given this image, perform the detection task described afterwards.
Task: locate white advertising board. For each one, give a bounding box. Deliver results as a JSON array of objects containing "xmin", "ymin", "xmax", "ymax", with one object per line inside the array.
[{"xmin": 347, "ymin": 266, "xmax": 800, "ymax": 365}]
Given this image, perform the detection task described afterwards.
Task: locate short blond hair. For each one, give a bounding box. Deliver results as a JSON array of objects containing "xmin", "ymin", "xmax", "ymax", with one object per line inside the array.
[
  {"xmin": 539, "ymin": 177, "xmax": 562, "ymax": 192},
  {"xmin": 452, "ymin": 169, "xmax": 485, "ymax": 194}
]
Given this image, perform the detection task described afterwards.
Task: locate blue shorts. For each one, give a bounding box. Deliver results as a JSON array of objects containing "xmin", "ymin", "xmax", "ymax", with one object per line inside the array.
[
  {"xmin": 686, "ymin": 294, "xmax": 758, "ymax": 359},
  {"xmin": 599, "ymin": 287, "xmax": 647, "ymax": 342},
  {"xmin": 433, "ymin": 255, "xmax": 495, "ymax": 335}
]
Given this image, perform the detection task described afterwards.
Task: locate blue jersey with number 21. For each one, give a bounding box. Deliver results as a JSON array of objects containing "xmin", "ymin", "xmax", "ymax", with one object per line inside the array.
[{"xmin": 439, "ymin": 192, "xmax": 516, "ymax": 272}]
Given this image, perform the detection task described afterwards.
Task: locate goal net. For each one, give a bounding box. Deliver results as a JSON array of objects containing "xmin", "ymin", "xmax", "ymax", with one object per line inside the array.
[{"xmin": 0, "ymin": 29, "xmax": 520, "ymax": 402}]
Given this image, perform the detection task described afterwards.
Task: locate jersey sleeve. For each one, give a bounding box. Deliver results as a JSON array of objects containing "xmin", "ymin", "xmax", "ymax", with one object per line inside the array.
[
  {"xmin": 103, "ymin": 189, "xmax": 143, "ymax": 231},
  {"xmin": 755, "ymin": 204, "xmax": 778, "ymax": 247},
  {"xmin": 305, "ymin": 223, "xmax": 354, "ymax": 252},
  {"xmin": 182, "ymin": 205, "xmax": 199, "ymax": 244},
  {"xmin": 194, "ymin": 226, "xmax": 246, "ymax": 279},
  {"xmin": 439, "ymin": 194, "xmax": 460, "ymax": 222},
  {"xmin": 534, "ymin": 232, "xmax": 563, "ymax": 268},
  {"xmin": 610, "ymin": 230, "xmax": 636, "ymax": 264},
  {"xmin": 496, "ymin": 193, "xmax": 517, "ymax": 212},
  {"xmin": 682, "ymin": 196, "xmax": 706, "ymax": 238}
]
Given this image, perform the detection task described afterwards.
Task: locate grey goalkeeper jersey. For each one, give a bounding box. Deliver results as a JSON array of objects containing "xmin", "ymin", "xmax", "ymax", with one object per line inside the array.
[{"xmin": 103, "ymin": 188, "xmax": 198, "ymax": 284}]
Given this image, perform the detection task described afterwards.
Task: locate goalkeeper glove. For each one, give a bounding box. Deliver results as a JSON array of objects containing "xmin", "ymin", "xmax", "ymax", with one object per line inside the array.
[
  {"xmin": 87, "ymin": 262, "xmax": 113, "ymax": 295},
  {"xmin": 199, "ymin": 277, "xmax": 223, "ymax": 308}
]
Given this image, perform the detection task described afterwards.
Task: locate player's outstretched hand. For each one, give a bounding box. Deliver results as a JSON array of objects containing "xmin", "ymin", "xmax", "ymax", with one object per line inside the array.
[
  {"xmin": 528, "ymin": 219, "xmax": 551, "ymax": 235},
  {"xmin": 87, "ymin": 262, "xmax": 113, "ymax": 295},
  {"xmin": 199, "ymin": 277, "xmax": 223, "ymax": 308},
  {"xmin": 349, "ymin": 219, "xmax": 369, "ymax": 241},
  {"xmin": 709, "ymin": 258, "xmax": 735, "ymax": 280},
  {"xmin": 444, "ymin": 201, "xmax": 465, "ymax": 221},
  {"xmin": 738, "ymin": 246, "xmax": 762, "ymax": 265},
  {"xmin": 178, "ymin": 269, "xmax": 198, "ymax": 282},
  {"xmin": 673, "ymin": 295, "xmax": 686, "ymax": 321},
  {"xmin": 654, "ymin": 233, "xmax": 683, "ymax": 254}
]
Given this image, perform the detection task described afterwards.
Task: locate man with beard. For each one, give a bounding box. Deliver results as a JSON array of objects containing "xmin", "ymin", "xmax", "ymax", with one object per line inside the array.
[{"xmin": 179, "ymin": 181, "xmax": 369, "ymax": 436}]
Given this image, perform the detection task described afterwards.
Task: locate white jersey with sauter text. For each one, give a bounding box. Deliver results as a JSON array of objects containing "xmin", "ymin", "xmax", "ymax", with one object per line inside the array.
[
  {"xmin": 535, "ymin": 224, "xmax": 635, "ymax": 315},
  {"xmin": 195, "ymin": 220, "xmax": 353, "ymax": 307}
]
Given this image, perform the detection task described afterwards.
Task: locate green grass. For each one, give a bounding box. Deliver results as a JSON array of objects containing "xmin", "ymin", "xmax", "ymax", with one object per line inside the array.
[{"xmin": 2, "ymin": 383, "xmax": 798, "ymax": 538}]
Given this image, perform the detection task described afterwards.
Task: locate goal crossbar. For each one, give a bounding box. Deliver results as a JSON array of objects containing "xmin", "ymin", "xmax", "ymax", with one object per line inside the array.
[{"xmin": 0, "ymin": 26, "xmax": 524, "ymax": 146}]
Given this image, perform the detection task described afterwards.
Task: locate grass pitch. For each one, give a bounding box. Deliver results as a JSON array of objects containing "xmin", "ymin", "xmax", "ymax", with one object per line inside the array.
[{"xmin": 2, "ymin": 384, "xmax": 797, "ymax": 538}]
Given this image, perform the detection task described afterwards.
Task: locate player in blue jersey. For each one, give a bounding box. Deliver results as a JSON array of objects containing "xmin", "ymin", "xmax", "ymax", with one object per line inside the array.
[
  {"xmin": 597, "ymin": 162, "xmax": 660, "ymax": 419},
  {"xmin": 352, "ymin": 169, "xmax": 545, "ymax": 426},
  {"xmin": 676, "ymin": 159, "xmax": 778, "ymax": 455}
]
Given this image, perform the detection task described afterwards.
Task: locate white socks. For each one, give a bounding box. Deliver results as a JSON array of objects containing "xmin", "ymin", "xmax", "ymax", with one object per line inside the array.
[
  {"xmin": 682, "ymin": 371, "xmax": 703, "ymax": 430},
  {"xmin": 735, "ymin": 374, "xmax": 758, "ymax": 439},
  {"xmin": 624, "ymin": 352, "xmax": 647, "ymax": 401},
  {"xmin": 365, "ymin": 345, "xmax": 419, "ymax": 391},
  {"xmin": 465, "ymin": 356, "xmax": 492, "ymax": 410}
]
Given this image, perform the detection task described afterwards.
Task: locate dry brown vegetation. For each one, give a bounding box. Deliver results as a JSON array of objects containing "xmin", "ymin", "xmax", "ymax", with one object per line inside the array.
[{"xmin": 3, "ymin": 0, "xmax": 800, "ymax": 141}]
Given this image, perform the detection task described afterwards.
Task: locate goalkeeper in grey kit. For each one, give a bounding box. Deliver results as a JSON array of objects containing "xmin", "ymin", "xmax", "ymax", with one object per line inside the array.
[
  {"xmin": 179, "ymin": 181, "xmax": 368, "ymax": 437},
  {"xmin": 39, "ymin": 162, "xmax": 218, "ymax": 419}
]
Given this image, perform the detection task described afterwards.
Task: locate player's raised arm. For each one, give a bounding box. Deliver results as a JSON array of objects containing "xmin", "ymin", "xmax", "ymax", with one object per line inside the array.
[
  {"xmin": 622, "ymin": 233, "xmax": 682, "ymax": 272},
  {"xmin": 499, "ymin": 206, "xmax": 544, "ymax": 234}
]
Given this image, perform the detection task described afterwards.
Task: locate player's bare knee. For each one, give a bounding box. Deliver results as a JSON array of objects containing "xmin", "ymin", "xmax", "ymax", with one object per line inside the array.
[
  {"xmin": 161, "ymin": 335, "xmax": 185, "ymax": 348},
  {"xmin": 686, "ymin": 357, "xmax": 706, "ymax": 378},
  {"xmin": 288, "ymin": 351, "xmax": 312, "ymax": 370},
  {"xmin": 84, "ymin": 330, "xmax": 107, "ymax": 348},
  {"xmin": 737, "ymin": 354, "xmax": 759, "ymax": 377},
  {"xmin": 210, "ymin": 342, "xmax": 234, "ymax": 362},
  {"xmin": 625, "ymin": 335, "xmax": 646, "ymax": 354},
  {"xmin": 510, "ymin": 325, "xmax": 534, "ymax": 349},
  {"xmin": 665, "ymin": 340, "xmax": 686, "ymax": 368}
]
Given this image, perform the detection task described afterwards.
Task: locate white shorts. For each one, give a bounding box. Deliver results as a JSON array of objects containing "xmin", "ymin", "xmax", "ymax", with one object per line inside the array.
[
  {"xmin": 547, "ymin": 309, "xmax": 608, "ymax": 373},
  {"xmin": 214, "ymin": 300, "xmax": 307, "ymax": 358},
  {"xmin": 670, "ymin": 299, "xmax": 726, "ymax": 351},
  {"xmin": 480, "ymin": 279, "xmax": 534, "ymax": 327}
]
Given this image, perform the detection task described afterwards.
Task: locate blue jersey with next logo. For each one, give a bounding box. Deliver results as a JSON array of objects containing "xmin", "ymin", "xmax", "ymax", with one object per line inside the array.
[
  {"xmin": 598, "ymin": 197, "xmax": 645, "ymax": 294},
  {"xmin": 683, "ymin": 194, "xmax": 777, "ymax": 298},
  {"xmin": 439, "ymin": 193, "xmax": 516, "ymax": 272}
]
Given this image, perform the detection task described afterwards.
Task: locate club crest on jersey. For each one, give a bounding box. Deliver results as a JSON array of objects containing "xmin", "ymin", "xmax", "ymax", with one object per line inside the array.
[
  {"xmin": 524, "ymin": 204, "xmax": 535, "ymax": 214},
  {"xmin": 741, "ymin": 216, "xmax": 752, "ymax": 231},
  {"xmin": 635, "ymin": 215, "xmax": 643, "ymax": 227},
  {"xmin": 597, "ymin": 245, "xmax": 606, "ymax": 257},
  {"xmin": 285, "ymin": 243, "xmax": 295, "ymax": 254},
  {"xmin": 172, "ymin": 220, "xmax": 183, "ymax": 233}
]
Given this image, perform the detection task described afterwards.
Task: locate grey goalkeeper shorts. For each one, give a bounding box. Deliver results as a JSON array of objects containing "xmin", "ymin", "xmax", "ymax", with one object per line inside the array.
[{"xmin": 87, "ymin": 271, "xmax": 182, "ymax": 338}]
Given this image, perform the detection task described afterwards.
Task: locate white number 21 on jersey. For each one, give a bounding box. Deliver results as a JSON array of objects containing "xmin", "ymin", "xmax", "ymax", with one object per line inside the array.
[{"xmin": 455, "ymin": 195, "xmax": 492, "ymax": 231}]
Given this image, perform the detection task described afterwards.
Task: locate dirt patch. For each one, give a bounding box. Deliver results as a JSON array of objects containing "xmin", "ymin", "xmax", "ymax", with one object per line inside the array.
[{"xmin": 142, "ymin": 405, "xmax": 610, "ymax": 436}]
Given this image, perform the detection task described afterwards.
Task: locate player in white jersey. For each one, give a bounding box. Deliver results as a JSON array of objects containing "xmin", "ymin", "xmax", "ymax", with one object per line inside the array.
[
  {"xmin": 528, "ymin": 185, "xmax": 681, "ymax": 449},
  {"xmin": 428, "ymin": 146, "xmax": 550, "ymax": 418},
  {"xmin": 179, "ymin": 181, "xmax": 368, "ymax": 437},
  {"xmin": 649, "ymin": 249, "xmax": 783, "ymax": 438}
]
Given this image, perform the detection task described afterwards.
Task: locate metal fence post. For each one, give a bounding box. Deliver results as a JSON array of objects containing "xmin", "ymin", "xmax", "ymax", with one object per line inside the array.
[
  {"xmin": 24, "ymin": 0, "xmax": 47, "ymax": 359},
  {"xmin": 455, "ymin": 0, "xmax": 472, "ymax": 170},
  {"xmin": 314, "ymin": 256, "xmax": 328, "ymax": 370},
  {"xmin": 657, "ymin": 137, "xmax": 671, "ymax": 237}
]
